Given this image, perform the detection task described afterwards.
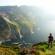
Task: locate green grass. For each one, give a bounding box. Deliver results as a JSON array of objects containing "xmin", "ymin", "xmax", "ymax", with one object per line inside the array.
[
  {"xmin": 0, "ymin": 44, "xmax": 20, "ymax": 55},
  {"xmin": 33, "ymin": 42, "xmax": 55, "ymax": 55},
  {"xmin": 0, "ymin": 42, "xmax": 55, "ymax": 55}
]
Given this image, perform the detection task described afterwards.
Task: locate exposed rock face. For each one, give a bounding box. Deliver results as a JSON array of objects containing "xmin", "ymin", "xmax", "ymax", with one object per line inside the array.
[{"xmin": 0, "ymin": 16, "xmax": 11, "ymax": 40}]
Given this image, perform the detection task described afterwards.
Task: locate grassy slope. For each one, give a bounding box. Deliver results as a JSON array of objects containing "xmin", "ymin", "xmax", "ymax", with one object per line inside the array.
[
  {"xmin": 0, "ymin": 42, "xmax": 55, "ymax": 55},
  {"xmin": 0, "ymin": 44, "xmax": 20, "ymax": 55},
  {"xmin": 33, "ymin": 42, "xmax": 55, "ymax": 55},
  {"xmin": 0, "ymin": 47, "xmax": 16, "ymax": 55}
]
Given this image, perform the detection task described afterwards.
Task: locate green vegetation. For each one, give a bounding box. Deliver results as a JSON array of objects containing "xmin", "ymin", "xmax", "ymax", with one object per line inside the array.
[
  {"xmin": 0, "ymin": 44, "xmax": 20, "ymax": 55},
  {"xmin": 33, "ymin": 42, "xmax": 55, "ymax": 55},
  {"xmin": 0, "ymin": 42, "xmax": 55, "ymax": 55}
]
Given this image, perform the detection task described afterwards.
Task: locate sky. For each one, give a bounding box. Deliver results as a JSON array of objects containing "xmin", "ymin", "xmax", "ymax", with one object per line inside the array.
[
  {"xmin": 0, "ymin": 0, "xmax": 55, "ymax": 7},
  {"xmin": 0, "ymin": 0, "xmax": 55, "ymax": 15}
]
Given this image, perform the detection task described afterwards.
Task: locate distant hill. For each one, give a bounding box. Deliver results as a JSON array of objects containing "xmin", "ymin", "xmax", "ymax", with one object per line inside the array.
[
  {"xmin": 0, "ymin": 6, "xmax": 42, "ymax": 42},
  {"xmin": 0, "ymin": 5, "xmax": 48, "ymax": 44}
]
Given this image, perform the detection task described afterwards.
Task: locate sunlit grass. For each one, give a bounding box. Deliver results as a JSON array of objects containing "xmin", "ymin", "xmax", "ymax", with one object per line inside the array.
[{"xmin": 0, "ymin": 42, "xmax": 55, "ymax": 55}]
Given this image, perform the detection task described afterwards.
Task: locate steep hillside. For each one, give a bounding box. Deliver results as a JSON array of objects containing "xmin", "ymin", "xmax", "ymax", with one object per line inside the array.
[{"xmin": 0, "ymin": 5, "xmax": 49, "ymax": 43}]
